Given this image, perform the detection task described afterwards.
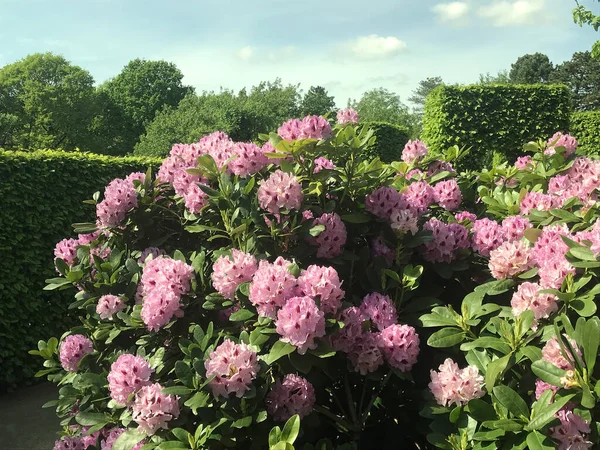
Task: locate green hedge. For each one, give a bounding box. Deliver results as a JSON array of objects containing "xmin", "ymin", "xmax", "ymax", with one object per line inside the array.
[
  {"xmin": 571, "ymin": 111, "xmax": 600, "ymax": 156},
  {"xmin": 422, "ymin": 84, "xmax": 572, "ymax": 170},
  {"xmin": 0, "ymin": 150, "xmax": 161, "ymax": 389},
  {"xmin": 362, "ymin": 121, "xmax": 410, "ymax": 163}
]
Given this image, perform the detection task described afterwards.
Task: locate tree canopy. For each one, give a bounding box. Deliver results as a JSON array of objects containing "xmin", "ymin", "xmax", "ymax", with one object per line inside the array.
[
  {"xmin": 508, "ymin": 53, "xmax": 554, "ymax": 84},
  {"xmin": 300, "ymin": 86, "xmax": 336, "ymax": 117},
  {"xmin": 350, "ymin": 88, "xmax": 416, "ymax": 135},
  {"xmin": 551, "ymin": 51, "xmax": 600, "ymax": 111}
]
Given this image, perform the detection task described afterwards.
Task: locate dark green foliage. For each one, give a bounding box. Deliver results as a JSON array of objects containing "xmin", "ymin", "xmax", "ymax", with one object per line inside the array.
[
  {"xmin": 422, "ymin": 84, "xmax": 572, "ymax": 170},
  {"xmin": 0, "ymin": 150, "xmax": 160, "ymax": 389},
  {"xmin": 362, "ymin": 121, "xmax": 410, "ymax": 163},
  {"xmin": 571, "ymin": 110, "xmax": 600, "ymax": 155},
  {"xmin": 508, "ymin": 53, "xmax": 554, "ymax": 84}
]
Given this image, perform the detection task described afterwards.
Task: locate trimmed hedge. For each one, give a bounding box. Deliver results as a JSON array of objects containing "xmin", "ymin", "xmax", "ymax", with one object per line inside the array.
[
  {"xmin": 571, "ymin": 110, "xmax": 600, "ymax": 156},
  {"xmin": 0, "ymin": 150, "xmax": 161, "ymax": 389},
  {"xmin": 422, "ymin": 84, "xmax": 572, "ymax": 170},
  {"xmin": 362, "ymin": 121, "xmax": 410, "ymax": 163}
]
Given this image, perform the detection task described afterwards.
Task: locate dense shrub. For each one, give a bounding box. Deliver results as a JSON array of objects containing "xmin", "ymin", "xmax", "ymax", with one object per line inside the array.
[
  {"xmin": 361, "ymin": 121, "xmax": 410, "ymax": 163},
  {"xmin": 422, "ymin": 84, "xmax": 571, "ymax": 170},
  {"xmin": 0, "ymin": 150, "xmax": 160, "ymax": 389},
  {"xmin": 571, "ymin": 110, "xmax": 600, "ymax": 155}
]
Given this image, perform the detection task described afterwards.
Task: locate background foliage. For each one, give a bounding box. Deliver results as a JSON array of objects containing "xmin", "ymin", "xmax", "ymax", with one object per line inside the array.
[{"xmin": 571, "ymin": 110, "xmax": 600, "ymax": 155}]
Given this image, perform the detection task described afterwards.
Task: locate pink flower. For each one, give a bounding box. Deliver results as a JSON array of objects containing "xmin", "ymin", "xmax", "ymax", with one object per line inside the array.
[
  {"xmin": 182, "ymin": 183, "xmax": 209, "ymax": 214},
  {"xmin": 96, "ymin": 177, "xmax": 139, "ymax": 227},
  {"xmin": 515, "ymin": 156, "xmax": 534, "ymax": 170},
  {"xmin": 348, "ymin": 332, "xmax": 384, "ymax": 375},
  {"xmin": 313, "ymin": 157, "xmax": 335, "ymax": 173},
  {"xmin": 266, "ymin": 374, "xmax": 316, "ymax": 421},
  {"xmin": 546, "ymin": 132, "xmax": 578, "ymax": 157},
  {"xmin": 258, "ymin": 170, "xmax": 303, "ymax": 214},
  {"xmin": 360, "ymin": 293, "xmax": 397, "ymax": 331},
  {"xmin": 54, "ymin": 238, "xmax": 80, "ymax": 267},
  {"xmin": 330, "ymin": 307, "xmax": 365, "ymax": 353},
  {"xmin": 454, "ymin": 211, "xmax": 477, "ymax": 223},
  {"xmin": 138, "ymin": 247, "xmax": 166, "ymax": 264},
  {"xmin": 108, "ymin": 354, "xmax": 153, "ymax": 405},
  {"xmin": 471, "ymin": 218, "xmax": 505, "ymax": 257},
  {"xmin": 488, "ymin": 241, "xmax": 532, "ymax": 279},
  {"xmin": 534, "ymin": 379, "xmax": 559, "ymax": 400},
  {"xmin": 520, "ymin": 192, "xmax": 556, "ymax": 215},
  {"xmin": 59, "ymin": 335, "xmax": 93, "ymax": 372},
  {"xmin": 533, "ymin": 225, "xmax": 575, "ymax": 289},
  {"xmin": 211, "ymin": 249, "xmax": 257, "ymax": 300},
  {"xmin": 401, "ymin": 139, "xmax": 429, "ymax": 164},
  {"xmin": 501, "ymin": 216, "xmax": 531, "ymax": 242},
  {"xmin": 132, "ymin": 383, "xmax": 180, "ymax": 435},
  {"xmin": 429, "ymin": 358, "xmax": 485, "ymax": 407},
  {"xmin": 542, "ymin": 336, "xmax": 582, "ymax": 371},
  {"xmin": 96, "ymin": 295, "xmax": 125, "ymax": 320},
  {"xmin": 141, "ymin": 288, "xmax": 184, "ymax": 331},
  {"xmin": 421, "ymin": 218, "xmax": 469, "ymax": 263},
  {"xmin": 100, "ymin": 428, "xmax": 144, "ymax": 450},
  {"xmin": 378, "ymin": 324, "xmax": 420, "ymax": 372},
  {"xmin": 511, "ymin": 282, "xmax": 558, "ymax": 328},
  {"xmin": 371, "ymin": 236, "xmax": 395, "ymax": 265},
  {"xmin": 309, "ymin": 213, "xmax": 347, "ymax": 259},
  {"xmin": 337, "ymin": 108, "xmax": 359, "ymax": 124},
  {"xmin": 204, "ymin": 133, "xmax": 235, "ymax": 171},
  {"xmin": 278, "ymin": 119, "xmax": 304, "ymax": 141},
  {"xmin": 205, "ymin": 339, "xmax": 259, "ymax": 397},
  {"xmin": 390, "ymin": 208, "xmax": 419, "ymax": 235},
  {"xmin": 228, "ymin": 142, "xmax": 268, "ymax": 177},
  {"xmin": 276, "ymin": 296, "xmax": 326, "ymax": 354},
  {"xmin": 550, "ymin": 409, "xmax": 592, "ymax": 450},
  {"xmin": 301, "ymin": 115, "xmax": 332, "ymax": 140},
  {"xmin": 54, "ymin": 437, "xmax": 85, "ymax": 450},
  {"xmin": 297, "ymin": 265, "xmax": 345, "ymax": 315},
  {"xmin": 433, "ymin": 179, "xmax": 462, "ymax": 211},
  {"xmin": 365, "ymin": 187, "xmax": 408, "ymax": 221},
  {"xmin": 404, "ymin": 181, "xmax": 435, "ymax": 215},
  {"xmin": 249, "ymin": 257, "xmax": 298, "ymax": 319}
]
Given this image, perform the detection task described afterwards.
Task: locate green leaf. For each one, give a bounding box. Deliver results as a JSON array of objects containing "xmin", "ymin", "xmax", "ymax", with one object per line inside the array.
[
  {"xmin": 493, "ymin": 386, "xmax": 529, "ymax": 419},
  {"xmin": 184, "ymin": 391, "xmax": 210, "ymax": 414},
  {"xmin": 526, "ymin": 395, "xmax": 574, "ymax": 431},
  {"xmin": 112, "ymin": 429, "xmax": 145, "ymax": 450},
  {"xmin": 467, "ymin": 399, "xmax": 497, "ymax": 422},
  {"xmin": 161, "ymin": 386, "xmax": 194, "ymax": 396},
  {"xmin": 419, "ymin": 312, "xmax": 458, "ymax": 328},
  {"xmin": 269, "ymin": 426, "xmax": 282, "ymax": 447},
  {"xmin": 280, "ymin": 414, "xmax": 300, "ymax": 443},
  {"xmin": 583, "ymin": 318, "xmax": 600, "ymax": 372},
  {"xmin": 175, "ymin": 361, "xmax": 194, "ymax": 388},
  {"xmin": 531, "ymin": 360, "xmax": 566, "ymax": 387},
  {"xmin": 461, "ymin": 337, "xmax": 511, "ymax": 354},
  {"xmin": 232, "ymin": 416, "xmax": 253, "ymax": 428},
  {"xmin": 462, "ymin": 291, "xmax": 485, "ymax": 319},
  {"xmin": 309, "ymin": 225, "xmax": 326, "ymax": 237},
  {"xmin": 75, "ymin": 412, "xmax": 108, "ymax": 426},
  {"xmin": 570, "ymin": 296, "xmax": 597, "ymax": 317},
  {"xmin": 340, "ymin": 213, "xmax": 371, "ymax": 223},
  {"xmin": 171, "ymin": 428, "xmax": 191, "ymax": 443},
  {"xmin": 265, "ymin": 341, "xmax": 296, "ymax": 364},
  {"xmin": 427, "ymin": 328, "xmax": 465, "ymax": 348},
  {"xmin": 526, "ymin": 431, "xmax": 554, "ymax": 450},
  {"xmin": 482, "ymin": 419, "xmax": 523, "ymax": 432},
  {"xmin": 568, "ymin": 247, "xmax": 596, "ymax": 261},
  {"xmin": 486, "ymin": 279, "xmax": 515, "ymax": 296},
  {"xmin": 485, "ymin": 354, "xmax": 511, "ymax": 389},
  {"xmin": 524, "ymin": 228, "xmax": 542, "ymax": 244},
  {"xmin": 229, "ymin": 309, "xmax": 256, "ymax": 322}
]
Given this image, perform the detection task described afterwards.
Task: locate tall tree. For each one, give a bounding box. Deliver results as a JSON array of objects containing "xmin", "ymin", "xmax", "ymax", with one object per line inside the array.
[
  {"xmin": 0, "ymin": 52, "xmax": 97, "ymax": 150},
  {"xmin": 300, "ymin": 86, "xmax": 336, "ymax": 117},
  {"xmin": 350, "ymin": 88, "xmax": 416, "ymax": 135},
  {"xmin": 551, "ymin": 51, "xmax": 600, "ymax": 111},
  {"xmin": 573, "ymin": 0, "xmax": 600, "ymax": 58},
  {"xmin": 508, "ymin": 53, "xmax": 554, "ymax": 84},
  {"xmin": 99, "ymin": 59, "xmax": 193, "ymax": 152},
  {"xmin": 477, "ymin": 70, "xmax": 510, "ymax": 85},
  {"xmin": 408, "ymin": 77, "xmax": 444, "ymax": 113}
]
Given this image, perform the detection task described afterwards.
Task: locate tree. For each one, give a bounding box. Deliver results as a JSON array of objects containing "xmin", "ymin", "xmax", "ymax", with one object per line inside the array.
[
  {"xmin": 551, "ymin": 51, "xmax": 600, "ymax": 111},
  {"xmin": 408, "ymin": 77, "xmax": 444, "ymax": 113},
  {"xmin": 508, "ymin": 53, "xmax": 554, "ymax": 84},
  {"xmin": 350, "ymin": 88, "xmax": 416, "ymax": 135},
  {"xmin": 477, "ymin": 70, "xmax": 510, "ymax": 85},
  {"xmin": 0, "ymin": 52, "xmax": 97, "ymax": 150},
  {"xmin": 100, "ymin": 59, "xmax": 193, "ymax": 152},
  {"xmin": 300, "ymin": 86, "xmax": 336, "ymax": 117},
  {"xmin": 573, "ymin": 1, "xmax": 600, "ymax": 58}
]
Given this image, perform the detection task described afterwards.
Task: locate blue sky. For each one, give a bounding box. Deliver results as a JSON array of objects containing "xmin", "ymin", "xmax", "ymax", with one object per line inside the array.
[{"xmin": 1, "ymin": 0, "xmax": 599, "ymax": 107}]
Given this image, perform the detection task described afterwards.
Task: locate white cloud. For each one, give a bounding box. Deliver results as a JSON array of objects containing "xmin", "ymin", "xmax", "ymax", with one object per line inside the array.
[
  {"xmin": 346, "ymin": 35, "xmax": 407, "ymax": 59},
  {"xmin": 478, "ymin": 0, "xmax": 546, "ymax": 26},
  {"xmin": 432, "ymin": 2, "xmax": 470, "ymax": 22},
  {"xmin": 236, "ymin": 46, "xmax": 254, "ymax": 61}
]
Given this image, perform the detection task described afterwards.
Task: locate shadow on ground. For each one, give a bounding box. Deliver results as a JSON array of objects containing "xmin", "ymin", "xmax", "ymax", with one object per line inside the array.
[{"xmin": 0, "ymin": 383, "xmax": 59, "ymax": 449}]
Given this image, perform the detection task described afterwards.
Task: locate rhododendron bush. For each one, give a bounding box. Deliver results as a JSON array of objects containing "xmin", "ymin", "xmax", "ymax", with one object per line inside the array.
[{"xmin": 34, "ymin": 112, "xmax": 600, "ymax": 450}]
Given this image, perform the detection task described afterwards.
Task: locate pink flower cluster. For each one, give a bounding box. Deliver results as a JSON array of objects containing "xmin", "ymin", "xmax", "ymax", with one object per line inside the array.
[
  {"xmin": 429, "ymin": 358, "xmax": 485, "ymax": 407},
  {"xmin": 535, "ymin": 379, "xmax": 559, "ymax": 400},
  {"xmin": 471, "ymin": 218, "xmax": 504, "ymax": 257},
  {"xmin": 455, "ymin": 211, "xmax": 477, "ymax": 223},
  {"xmin": 421, "ymin": 218, "xmax": 470, "ymax": 263},
  {"xmin": 309, "ymin": 213, "xmax": 347, "ymax": 258},
  {"xmin": 96, "ymin": 175, "xmax": 139, "ymax": 227},
  {"xmin": 53, "ymin": 436, "xmax": 85, "ymax": 450},
  {"xmin": 515, "ymin": 155, "xmax": 534, "ymax": 170},
  {"xmin": 54, "ymin": 238, "xmax": 80, "ymax": 266},
  {"xmin": 532, "ymin": 224, "xmax": 575, "ymax": 289},
  {"xmin": 550, "ymin": 409, "xmax": 592, "ymax": 450},
  {"xmin": 510, "ymin": 282, "xmax": 558, "ymax": 328},
  {"xmin": 108, "ymin": 354, "xmax": 153, "ymax": 405},
  {"xmin": 313, "ymin": 157, "xmax": 335, "ymax": 173},
  {"xmin": 401, "ymin": 139, "xmax": 429, "ymax": 164},
  {"xmin": 371, "ymin": 236, "xmax": 395, "ymax": 265},
  {"xmin": 390, "ymin": 208, "xmax": 419, "ymax": 235},
  {"xmin": 258, "ymin": 170, "xmax": 303, "ymax": 214},
  {"xmin": 96, "ymin": 294, "xmax": 125, "ymax": 320},
  {"xmin": 138, "ymin": 247, "xmax": 166, "ymax": 264},
  {"xmin": 542, "ymin": 336, "xmax": 582, "ymax": 371},
  {"xmin": 276, "ymin": 296, "xmax": 326, "ymax": 354},
  {"xmin": 488, "ymin": 240, "xmax": 532, "ymax": 279},
  {"xmin": 140, "ymin": 257, "xmax": 194, "ymax": 331},
  {"xmin": 278, "ymin": 116, "xmax": 332, "ymax": 141},
  {"xmin": 332, "ymin": 293, "xmax": 419, "ymax": 374},
  {"xmin": 205, "ymin": 339, "xmax": 259, "ymax": 397},
  {"xmin": 337, "ymin": 108, "xmax": 359, "ymax": 124},
  {"xmin": 501, "ymin": 216, "xmax": 531, "ymax": 242},
  {"xmin": 545, "ymin": 132, "xmax": 578, "ymax": 157},
  {"xmin": 433, "ymin": 179, "xmax": 462, "ymax": 211},
  {"xmin": 211, "ymin": 249, "xmax": 257, "ymax": 300},
  {"xmin": 520, "ymin": 191, "xmax": 556, "ymax": 215},
  {"xmin": 365, "ymin": 187, "xmax": 408, "ymax": 221},
  {"xmin": 249, "ymin": 257, "xmax": 298, "ymax": 318},
  {"xmin": 404, "ymin": 181, "xmax": 435, "ymax": 215},
  {"xmin": 59, "ymin": 335, "xmax": 93, "ymax": 372},
  {"xmin": 229, "ymin": 142, "xmax": 269, "ymax": 177},
  {"xmin": 297, "ymin": 265, "xmax": 345, "ymax": 315},
  {"xmin": 266, "ymin": 374, "xmax": 316, "ymax": 421},
  {"xmin": 132, "ymin": 383, "xmax": 180, "ymax": 435}
]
